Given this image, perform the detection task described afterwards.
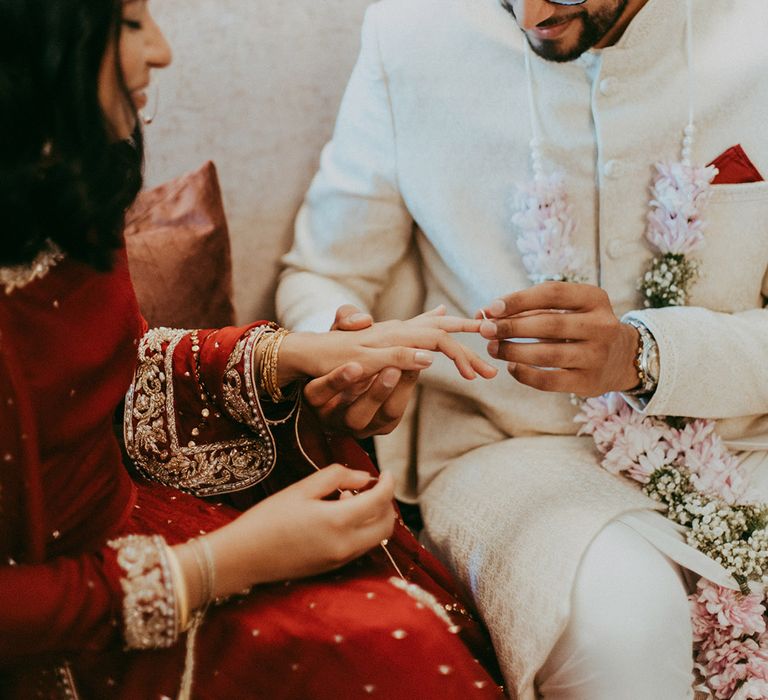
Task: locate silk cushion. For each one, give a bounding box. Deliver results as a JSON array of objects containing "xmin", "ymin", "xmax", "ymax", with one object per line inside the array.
[{"xmin": 125, "ymin": 161, "xmax": 236, "ymax": 329}]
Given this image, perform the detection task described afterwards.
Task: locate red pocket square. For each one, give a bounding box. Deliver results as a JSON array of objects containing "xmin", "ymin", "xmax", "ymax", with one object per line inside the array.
[{"xmin": 708, "ymin": 144, "xmax": 764, "ymax": 184}]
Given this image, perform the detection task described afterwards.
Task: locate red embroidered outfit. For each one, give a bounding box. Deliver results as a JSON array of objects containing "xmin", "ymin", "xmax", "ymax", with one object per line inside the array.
[{"xmin": 0, "ymin": 248, "xmax": 503, "ymax": 698}]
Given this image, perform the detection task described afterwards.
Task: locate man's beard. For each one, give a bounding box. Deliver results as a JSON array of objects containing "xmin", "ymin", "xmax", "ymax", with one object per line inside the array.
[{"xmin": 502, "ymin": 0, "xmax": 629, "ymax": 63}]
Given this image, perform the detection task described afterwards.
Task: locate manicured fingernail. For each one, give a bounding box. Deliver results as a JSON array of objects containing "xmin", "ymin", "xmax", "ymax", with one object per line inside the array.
[
  {"xmin": 478, "ymin": 309, "xmax": 489, "ymax": 320},
  {"xmin": 488, "ymin": 341, "xmax": 499, "ymax": 356},
  {"xmin": 415, "ymin": 351, "xmax": 433, "ymax": 367},
  {"xmin": 349, "ymin": 313, "xmax": 370, "ymax": 323},
  {"xmin": 489, "ymin": 299, "xmax": 506, "ymax": 316},
  {"xmin": 479, "ymin": 320, "xmax": 497, "ymax": 338}
]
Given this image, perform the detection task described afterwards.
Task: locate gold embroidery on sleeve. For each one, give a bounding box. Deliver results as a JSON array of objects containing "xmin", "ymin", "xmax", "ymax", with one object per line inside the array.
[
  {"xmin": 108, "ymin": 534, "xmax": 179, "ymax": 649},
  {"xmin": 124, "ymin": 327, "xmax": 276, "ymax": 496}
]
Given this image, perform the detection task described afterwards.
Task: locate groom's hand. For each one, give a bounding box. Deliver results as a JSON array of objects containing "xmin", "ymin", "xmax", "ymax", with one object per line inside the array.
[
  {"xmin": 302, "ymin": 305, "xmax": 419, "ymax": 438},
  {"xmin": 478, "ymin": 282, "xmax": 640, "ymax": 397}
]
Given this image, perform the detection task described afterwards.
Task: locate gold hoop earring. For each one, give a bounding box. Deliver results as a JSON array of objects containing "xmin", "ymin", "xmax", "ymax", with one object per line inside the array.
[{"xmin": 140, "ymin": 85, "xmax": 160, "ymax": 126}]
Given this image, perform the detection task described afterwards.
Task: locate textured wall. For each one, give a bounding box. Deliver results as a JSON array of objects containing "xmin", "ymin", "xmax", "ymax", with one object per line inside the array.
[{"xmin": 144, "ymin": 1, "xmax": 372, "ymax": 323}]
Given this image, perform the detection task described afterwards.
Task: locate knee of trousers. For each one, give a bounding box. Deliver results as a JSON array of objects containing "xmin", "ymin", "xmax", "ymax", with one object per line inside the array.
[{"xmin": 567, "ymin": 520, "xmax": 693, "ymax": 668}]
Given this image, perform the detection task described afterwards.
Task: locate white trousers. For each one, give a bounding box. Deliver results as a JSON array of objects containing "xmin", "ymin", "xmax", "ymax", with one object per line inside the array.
[{"xmin": 535, "ymin": 520, "xmax": 695, "ymax": 700}]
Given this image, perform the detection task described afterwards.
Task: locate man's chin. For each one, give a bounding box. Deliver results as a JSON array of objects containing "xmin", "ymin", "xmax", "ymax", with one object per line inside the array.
[{"xmin": 527, "ymin": 34, "xmax": 589, "ymax": 63}]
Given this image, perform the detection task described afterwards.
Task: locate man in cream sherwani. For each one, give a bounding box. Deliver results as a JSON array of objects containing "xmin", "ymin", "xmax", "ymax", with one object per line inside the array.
[{"xmin": 277, "ymin": 0, "xmax": 768, "ymax": 697}]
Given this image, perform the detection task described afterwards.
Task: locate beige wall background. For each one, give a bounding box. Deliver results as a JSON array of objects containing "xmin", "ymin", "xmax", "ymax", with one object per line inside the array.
[{"xmin": 144, "ymin": 1, "xmax": 373, "ymax": 323}]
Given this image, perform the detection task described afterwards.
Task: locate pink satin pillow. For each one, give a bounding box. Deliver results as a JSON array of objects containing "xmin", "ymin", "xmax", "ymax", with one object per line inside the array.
[{"xmin": 124, "ymin": 161, "xmax": 236, "ymax": 329}]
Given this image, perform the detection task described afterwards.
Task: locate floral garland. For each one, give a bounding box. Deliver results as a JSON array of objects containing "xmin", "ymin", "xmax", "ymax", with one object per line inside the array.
[
  {"xmin": 512, "ymin": 147, "xmax": 768, "ymax": 697},
  {"xmin": 640, "ymin": 160, "xmax": 716, "ymax": 307},
  {"xmin": 511, "ymin": 169, "xmax": 585, "ymax": 284}
]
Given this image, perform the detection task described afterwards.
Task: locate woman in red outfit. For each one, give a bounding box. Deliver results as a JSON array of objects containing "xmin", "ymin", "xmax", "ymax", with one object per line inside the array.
[{"xmin": 0, "ymin": 1, "xmax": 504, "ymax": 697}]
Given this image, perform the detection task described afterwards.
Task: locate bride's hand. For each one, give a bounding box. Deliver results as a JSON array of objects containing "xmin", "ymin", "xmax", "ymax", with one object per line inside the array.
[
  {"xmin": 278, "ymin": 310, "xmax": 498, "ymax": 385},
  {"xmin": 175, "ymin": 466, "xmax": 396, "ymax": 604}
]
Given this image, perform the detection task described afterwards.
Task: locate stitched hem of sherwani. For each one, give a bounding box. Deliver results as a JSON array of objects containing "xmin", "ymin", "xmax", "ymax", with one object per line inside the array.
[
  {"xmin": 108, "ymin": 534, "xmax": 179, "ymax": 650},
  {"xmin": 124, "ymin": 327, "xmax": 277, "ymax": 497},
  {"xmin": 1, "ymin": 240, "xmax": 65, "ymax": 295}
]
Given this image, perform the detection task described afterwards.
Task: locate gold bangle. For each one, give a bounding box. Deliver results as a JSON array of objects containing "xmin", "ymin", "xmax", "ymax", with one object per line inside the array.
[
  {"xmin": 257, "ymin": 327, "xmax": 291, "ymax": 403},
  {"xmin": 198, "ymin": 536, "xmax": 216, "ymax": 603},
  {"xmin": 187, "ymin": 537, "xmax": 215, "ymax": 610},
  {"xmin": 165, "ymin": 545, "xmax": 191, "ymax": 631}
]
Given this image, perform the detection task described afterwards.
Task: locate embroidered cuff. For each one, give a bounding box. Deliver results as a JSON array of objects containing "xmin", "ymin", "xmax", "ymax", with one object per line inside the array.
[
  {"xmin": 125, "ymin": 326, "xmax": 277, "ymax": 497},
  {"xmin": 109, "ymin": 534, "xmax": 179, "ymax": 650}
]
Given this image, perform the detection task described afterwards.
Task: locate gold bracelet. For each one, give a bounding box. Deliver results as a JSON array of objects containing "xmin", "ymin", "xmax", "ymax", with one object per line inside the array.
[
  {"xmin": 257, "ymin": 327, "xmax": 291, "ymax": 403},
  {"xmin": 269, "ymin": 328, "xmax": 290, "ymax": 401},
  {"xmin": 198, "ymin": 536, "xmax": 216, "ymax": 603},
  {"xmin": 187, "ymin": 537, "xmax": 215, "ymax": 609},
  {"xmin": 165, "ymin": 545, "xmax": 191, "ymax": 631}
]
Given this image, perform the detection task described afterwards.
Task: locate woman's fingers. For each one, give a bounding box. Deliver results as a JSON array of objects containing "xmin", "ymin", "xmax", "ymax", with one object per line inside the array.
[
  {"xmin": 359, "ymin": 330, "xmax": 497, "ymax": 380},
  {"xmin": 298, "ymin": 464, "xmax": 375, "ymax": 499},
  {"xmin": 390, "ymin": 326, "xmax": 495, "ymax": 380},
  {"xmin": 413, "ymin": 304, "xmax": 447, "ymax": 319},
  {"xmin": 303, "ymin": 362, "xmax": 366, "ymax": 407},
  {"xmin": 359, "ymin": 325, "xmax": 474, "ymax": 374},
  {"xmin": 341, "ymin": 367, "xmax": 403, "ymax": 434},
  {"xmin": 357, "ymin": 346, "xmax": 435, "ymax": 374},
  {"xmin": 353, "ymin": 369, "xmax": 420, "ymax": 438},
  {"xmin": 406, "ymin": 313, "xmax": 482, "ymax": 334},
  {"xmin": 334, "ymin": 470, "xmax": 395, "ymax": 517},
  {"xmin": 318, "ymin": 314, "xmax": 496, "ymax": 383},
  {"xmin": 326, "ymin": 472, "xmax": 396, "ymax": 548},
  {"xmin": 350, "ymin": 509, "xmax": 397, "ymax": 554},
  {"xmin": 430, "ymin": 332, "xmax": 500, "ymax": 379}
]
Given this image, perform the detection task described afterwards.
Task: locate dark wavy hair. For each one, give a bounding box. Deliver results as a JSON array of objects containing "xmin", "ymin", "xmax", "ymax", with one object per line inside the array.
[{"xmin": 0, "ymin": 0, "xmax": 144, "ymax": 270}]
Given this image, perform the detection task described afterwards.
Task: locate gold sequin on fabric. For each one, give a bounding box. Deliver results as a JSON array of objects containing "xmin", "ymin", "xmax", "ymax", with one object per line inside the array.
[
  {"xmin": 1, "ymin": 240, "xmax": 64, "ymax": 295},
  {"xmin": 108, "ymin": 534, "xmax": 179, "ymax": 649},
  {"xmin": 124, "ymin": 326, "xmax": 277, "ymax": 496}
]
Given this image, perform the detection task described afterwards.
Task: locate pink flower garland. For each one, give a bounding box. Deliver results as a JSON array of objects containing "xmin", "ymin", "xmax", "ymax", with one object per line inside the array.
[
  {"xmin": 576, "ymin": 394, "xmax": 768, "ymax": 698},
  {"xmin": 576, "ymin": 400, "xmax": 748, "ymax": 504},
  {"xmin": 513, "ymin": 155, "xmax": 768, "ymax": 698},
  {"xmin": 511, "ymin": 171, "xmax": 585, "ymax": 284},
  {"xmin": 647, "ymin": 161, "xmax": 717, "ymax": 256},
  {"xmin": 640, "ymin": 161, "xmax": 717, "ymax": 308}
]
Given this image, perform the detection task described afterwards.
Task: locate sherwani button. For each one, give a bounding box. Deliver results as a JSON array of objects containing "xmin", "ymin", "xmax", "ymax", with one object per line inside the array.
[
  {"xmin": 603, "ymin": 159, "xmax": 624, "ymax": 178},
  {"xmin": 599, "ymin": 77, "xmax": 618, "ymax": 96},
  {"xmin": 607, "ymin": 240, "xmax": 625, "ymax": 259}
]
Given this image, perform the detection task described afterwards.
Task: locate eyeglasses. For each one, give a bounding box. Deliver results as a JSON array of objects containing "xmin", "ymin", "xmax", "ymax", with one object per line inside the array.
[
  {"xmin": 499, "ymin": 0, "xmax": 588, "ymax": 20},
  {"xmin": 502, "ymin": 0, "xmax": 588, "ymax": 7}
]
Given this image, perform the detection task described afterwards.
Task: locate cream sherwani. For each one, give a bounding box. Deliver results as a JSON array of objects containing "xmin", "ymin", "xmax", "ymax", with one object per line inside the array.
[{"xmin": 277, "ymin": 0, "xmax": 768, "ymax": 695}]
